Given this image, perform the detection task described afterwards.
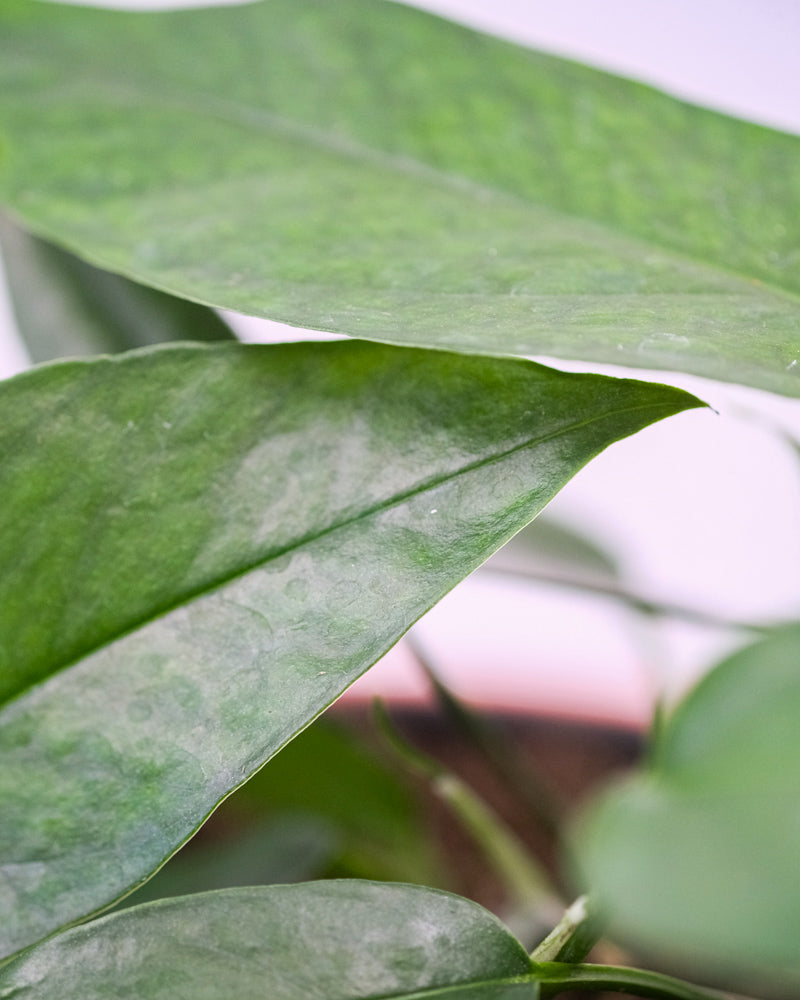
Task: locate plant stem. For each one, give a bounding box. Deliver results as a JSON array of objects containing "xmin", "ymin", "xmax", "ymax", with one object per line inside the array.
[
  {"xmin": 533, "ymin": 961, "xmax": 727, "ymax": 1000},
  {"xmin": 481, "ymin": 565, "xmax": 777, "ymax": 634},
  {"xmin": 433, "ymin": 771, "xmax": 557, "ymax": 910},
  {"xmin": 407, "ymin": 636, "xmax": 564, "ymax": 840},
  {"xmin": 530, "ymin": 895, "xmax": 603, "ymax": 963},
  {"xmin": 373, "ymin": 700, "xmax": 561, "ymax": 915}
]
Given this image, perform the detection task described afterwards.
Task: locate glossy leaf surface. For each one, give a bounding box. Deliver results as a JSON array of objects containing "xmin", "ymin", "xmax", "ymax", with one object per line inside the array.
[
  {"xmin": 574, "ymin": 624, "xmax": 800, "ymax": 991},
  {"xmin": 0, "ymin": 340, "xmax": 700, "ymax": 958},
  {"xmin": 0, "ymin": 882, "xmax": 537, "ymax": 998},
  {"xmin": 0, "ymin": 214, "xmax": 233, "ymax": 363},
  {"xmin": 0, "ymin": 0, "xmax": 798, "ymax": 394}
]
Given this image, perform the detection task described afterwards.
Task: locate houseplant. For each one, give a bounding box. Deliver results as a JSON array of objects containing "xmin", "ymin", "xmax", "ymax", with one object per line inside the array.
[{"xmin": 0, "ymin": 0, "xmax": 798, "ymax": 996}]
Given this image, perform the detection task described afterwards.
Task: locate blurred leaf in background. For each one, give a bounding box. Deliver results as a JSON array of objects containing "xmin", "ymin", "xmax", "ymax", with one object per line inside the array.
[
  {"xmin": 573, "ymin": 623, "xmax": 800, "ymax": 994},
  {"xmin": 484, "ymin": 516, "xmax": 619, "ymax": 589},
  {"xmin": 0, "ymin": 214, "xmax": 233, "ymax": 363},
  {"xmin": 233, "ymin": 716, "xmax": 439, "ymax": 885}
]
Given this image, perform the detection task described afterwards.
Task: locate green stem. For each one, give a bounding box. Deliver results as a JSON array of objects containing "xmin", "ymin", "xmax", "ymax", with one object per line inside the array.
[
  {"xmin": 407, "ymin": 636, "xmax": 563, "ymax": 840},
  {"xmin": 533, "ymin": 962, "xmax": 727, "ymax": 1000},
  {"xmin": 433, "ymin": 771, "xmax": 556, "ymax": 909},
  {"xmin": 531, "ymin": 896, "xmax": 603, "ymax": 963},
  {"xmin": 373, "ymin": 699, "xmax": 561, "ymax": 913},
  {"xmin": 481, "ymin": 565, "xmax": 777, "ymax": 634},
  {"xmin": 377, "ymin": 967, "xmax": 727, "ymax": 1000}
]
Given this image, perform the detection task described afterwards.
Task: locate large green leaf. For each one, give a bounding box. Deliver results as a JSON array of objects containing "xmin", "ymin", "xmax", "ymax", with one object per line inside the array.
[
  {"xmin": 0, "ymin": 214, "xmax": 233, "ymax": 363},
  {"xmin": 0, "ymin": 340, "xmax": 700, "ymax": 958},
  {"xmin": 573, "ymin": 624, "xmax": 800, "ymax": 993},
  {"xmin": 0, "ymin": 0, "xmax": 798, "ymax": 394},
  {"xmin": 0, "ymin": 882, "xmax": 538, "ymax": 998}
]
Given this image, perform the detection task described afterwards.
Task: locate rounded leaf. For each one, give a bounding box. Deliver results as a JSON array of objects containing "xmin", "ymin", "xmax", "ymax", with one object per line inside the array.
[
  {"xmin": 574, "ymin": 625, "xmax": 800, "ymax": 991},
  {"xmin": 0, "ymin": 882, "xmax": 534, "ymax": 1000}
]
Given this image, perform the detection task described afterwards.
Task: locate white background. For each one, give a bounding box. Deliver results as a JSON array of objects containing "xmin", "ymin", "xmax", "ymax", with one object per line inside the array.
[{"xmin": 2, "ymin": 0, "xmax": 799, "ymax": 726}]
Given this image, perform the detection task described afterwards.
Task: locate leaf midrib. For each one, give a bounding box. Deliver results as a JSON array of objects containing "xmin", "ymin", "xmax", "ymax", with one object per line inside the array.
[{"xmin": 4, "ymin": 397, "xmax": 673, "ymax": 708}]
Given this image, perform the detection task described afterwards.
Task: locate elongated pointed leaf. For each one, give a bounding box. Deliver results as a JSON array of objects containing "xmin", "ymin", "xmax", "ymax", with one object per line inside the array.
[
  {"xmin": 0, "ymin": 214, "xmax": 233, "ymax": 363},
  {"xmin": 573, "ymin": 624, "xmax": 800, "ymax": 992},
  {"xmin": 0, "ymin": 882, "xmax": 537, "ymax": 998},
  {"xmin": 1, "ymin": 0, "xmax": 798, "ymax": 394},
  {"xmin": 0, "ymin": 340, "xmax": 700, "ymax": 958}
]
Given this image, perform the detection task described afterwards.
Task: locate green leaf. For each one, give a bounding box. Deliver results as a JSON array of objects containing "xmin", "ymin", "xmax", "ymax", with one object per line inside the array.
[
  {"xmin": 573, "ymin": 624, "xmax": 800, "ymax": 992},
  {"xmin": 0, "ymin": 340, "xmax": 701, "ymax": 958},
  {"xmin": 0, "ymin": 213, "xmax": 233, "ymax": 364},
  {"xmin": 1, "ymin": 0, "xmax": 798, "ymax": 394},
  {"xmin": 0, "ymin": 882, "xmax": 537, "ymax": 998}
]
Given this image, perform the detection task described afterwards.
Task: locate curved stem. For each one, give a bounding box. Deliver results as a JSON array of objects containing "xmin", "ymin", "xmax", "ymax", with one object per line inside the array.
[
  {"xmin": 373, "ymin": 699, "xmax": 563, "ymax": 916},
  {"xmin": 406, "ymin": 635, "xmax": 564, "ymax": 840},
  {"xmin": 530, "ymin": 896, "xmax": 604, "ymax": 964},
  {"xmin": 374, "ymin": 699, "xmax": 561, "ymax": 914},
  {"xmin": 533, "ymin": 961, "xmax": 726, "ymax": 1000},
  {"xmin": 481, "ymin": 564, "xmax": 776, "ymax": 634}
]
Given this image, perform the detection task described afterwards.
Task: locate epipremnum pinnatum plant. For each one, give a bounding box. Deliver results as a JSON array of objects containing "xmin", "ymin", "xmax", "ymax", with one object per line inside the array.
[{"xmin": 0, "ymin": 1, "xmax": 798, "ymax": 998}]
